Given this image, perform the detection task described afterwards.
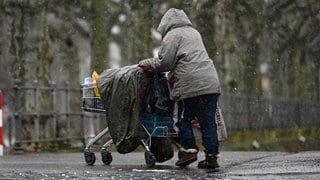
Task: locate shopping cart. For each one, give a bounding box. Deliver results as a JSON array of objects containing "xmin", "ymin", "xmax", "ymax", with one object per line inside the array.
[{"xmin": 81, "ymin": 81, "xmax": 183, "ymax": 167}]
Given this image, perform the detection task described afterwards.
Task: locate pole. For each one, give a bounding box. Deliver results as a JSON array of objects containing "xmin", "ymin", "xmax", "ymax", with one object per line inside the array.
[{"xmin": 0, "ymin": 90, "xmax": 3, "ymax": 156}]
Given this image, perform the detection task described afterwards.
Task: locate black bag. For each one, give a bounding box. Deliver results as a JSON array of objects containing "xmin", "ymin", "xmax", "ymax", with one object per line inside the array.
[
  {"xmin": 143, "ymin": 72, "xmax": 174, "ymax": 117},
  {"xmin": 150, "ymin": 137, "xmax": 174, "ymax": 162}
]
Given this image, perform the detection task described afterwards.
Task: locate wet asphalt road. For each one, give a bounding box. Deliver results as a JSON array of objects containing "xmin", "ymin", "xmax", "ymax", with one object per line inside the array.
[{"xmin": 0, "ymin": 151, "xmax": 319, "ymax": 179}]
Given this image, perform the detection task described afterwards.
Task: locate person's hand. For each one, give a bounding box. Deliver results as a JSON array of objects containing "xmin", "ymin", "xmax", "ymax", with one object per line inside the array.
[{"xmin": 139, "ymin": 65, "xmax": 149, "ymax": 72}]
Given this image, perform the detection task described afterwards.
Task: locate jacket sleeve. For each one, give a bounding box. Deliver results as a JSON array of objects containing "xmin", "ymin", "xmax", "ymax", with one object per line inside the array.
[{"xmin": 139, "ymin": 32, "xmax": 179, "ymax": 72}]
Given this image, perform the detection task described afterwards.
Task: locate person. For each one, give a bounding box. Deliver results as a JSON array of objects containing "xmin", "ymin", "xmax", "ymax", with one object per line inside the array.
[{"xmin": 139, "ymin": 8, "xmax": 221, "ymax": 169}]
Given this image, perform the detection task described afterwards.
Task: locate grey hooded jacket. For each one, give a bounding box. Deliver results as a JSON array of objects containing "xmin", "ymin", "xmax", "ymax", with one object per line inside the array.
[{"xmin": 139, "ymin": 8, "xmax": 221, "ymax": 101}]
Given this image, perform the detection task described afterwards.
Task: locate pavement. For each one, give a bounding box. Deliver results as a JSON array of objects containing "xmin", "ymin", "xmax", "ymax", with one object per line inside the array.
[{"xmin": 0, "ymin": 151, "xmax": 319, "ymax": 179}]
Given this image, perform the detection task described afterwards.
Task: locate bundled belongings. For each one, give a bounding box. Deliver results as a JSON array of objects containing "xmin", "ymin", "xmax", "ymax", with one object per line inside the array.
[
  {"xmin": 97, "ymin": 65, "xmax": 143, "ymax": 154},
  {"xmin": 97, "ymin": 66, "xmax": 174, "ymax": 159},
  {"xmin": 141, "ymin": 72, "xmax": 174, "ymax": 117}
]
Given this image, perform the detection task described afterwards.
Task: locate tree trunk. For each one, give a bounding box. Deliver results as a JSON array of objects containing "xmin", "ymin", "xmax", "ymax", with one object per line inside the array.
[
  {"xmin": 127, "ymin": 0, "xmax": 153, "ymax": 64},
  {"xmin": 90, "ymin": 0, "xmax": 108, "ymax": 73}
]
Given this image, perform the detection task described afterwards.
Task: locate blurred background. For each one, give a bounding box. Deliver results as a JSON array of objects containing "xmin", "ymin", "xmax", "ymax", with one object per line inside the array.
[{"xmin": 0, "ymin": 0, "xmax": 319, "ymax": 153}]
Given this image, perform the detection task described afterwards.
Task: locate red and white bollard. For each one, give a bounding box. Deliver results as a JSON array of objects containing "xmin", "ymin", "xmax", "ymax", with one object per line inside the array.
[{"xmin": 0, "ymin": 90, "xmax": 3, "ymax": 156}]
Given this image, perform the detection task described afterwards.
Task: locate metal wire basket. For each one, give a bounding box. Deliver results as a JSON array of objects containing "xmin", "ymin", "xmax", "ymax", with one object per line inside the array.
[{"xmin": 81, "ymin": 83, "xmax": 105, "ymax": 113}]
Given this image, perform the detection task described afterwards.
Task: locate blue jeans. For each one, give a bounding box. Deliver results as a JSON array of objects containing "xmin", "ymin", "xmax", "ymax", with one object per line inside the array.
[{"xmin": 177, "ymin": 94, "xmax": 219, "ymax": 155}]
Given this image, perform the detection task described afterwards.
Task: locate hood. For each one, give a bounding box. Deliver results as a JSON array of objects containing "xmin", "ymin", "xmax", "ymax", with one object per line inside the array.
[{"xmin": 157, "ymin": 8, "xmax": 192, "ymax": 37}]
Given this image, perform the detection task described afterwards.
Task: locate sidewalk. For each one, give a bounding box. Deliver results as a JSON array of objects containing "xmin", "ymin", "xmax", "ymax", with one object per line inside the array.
[
  {"xmin": 222, "ymin": 151, "xmax": 320, "ymax": 179},
  {"xmin": 0, "ymin": 151, "xmax": 319, "ymax": 179}
]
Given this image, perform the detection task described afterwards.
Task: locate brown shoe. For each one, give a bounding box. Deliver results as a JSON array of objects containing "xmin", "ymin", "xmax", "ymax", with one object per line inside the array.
[
  {"xmin": 198, "ymin": 154, "xmax": 219, "ymax": 169},
  {"xmin": 175, "ymin": 151, "xmax": 197, "ymax": 167}
]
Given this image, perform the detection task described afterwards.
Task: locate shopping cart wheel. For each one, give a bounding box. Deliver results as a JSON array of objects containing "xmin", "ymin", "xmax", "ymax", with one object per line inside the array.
[
  {"xmin": 84, "ymin": 150, "xmax": 96, "ymax": 166},
  {"xmin": 178, "ymin": 150, "xmax": 186, "ymax": 160},
  {"xmin": 101, "ymin": 149, "xmax": 112, "ymax": 165},
  {"xmin": 144, "ymin": 150, "xmax": 156, "ymax": 167}
]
